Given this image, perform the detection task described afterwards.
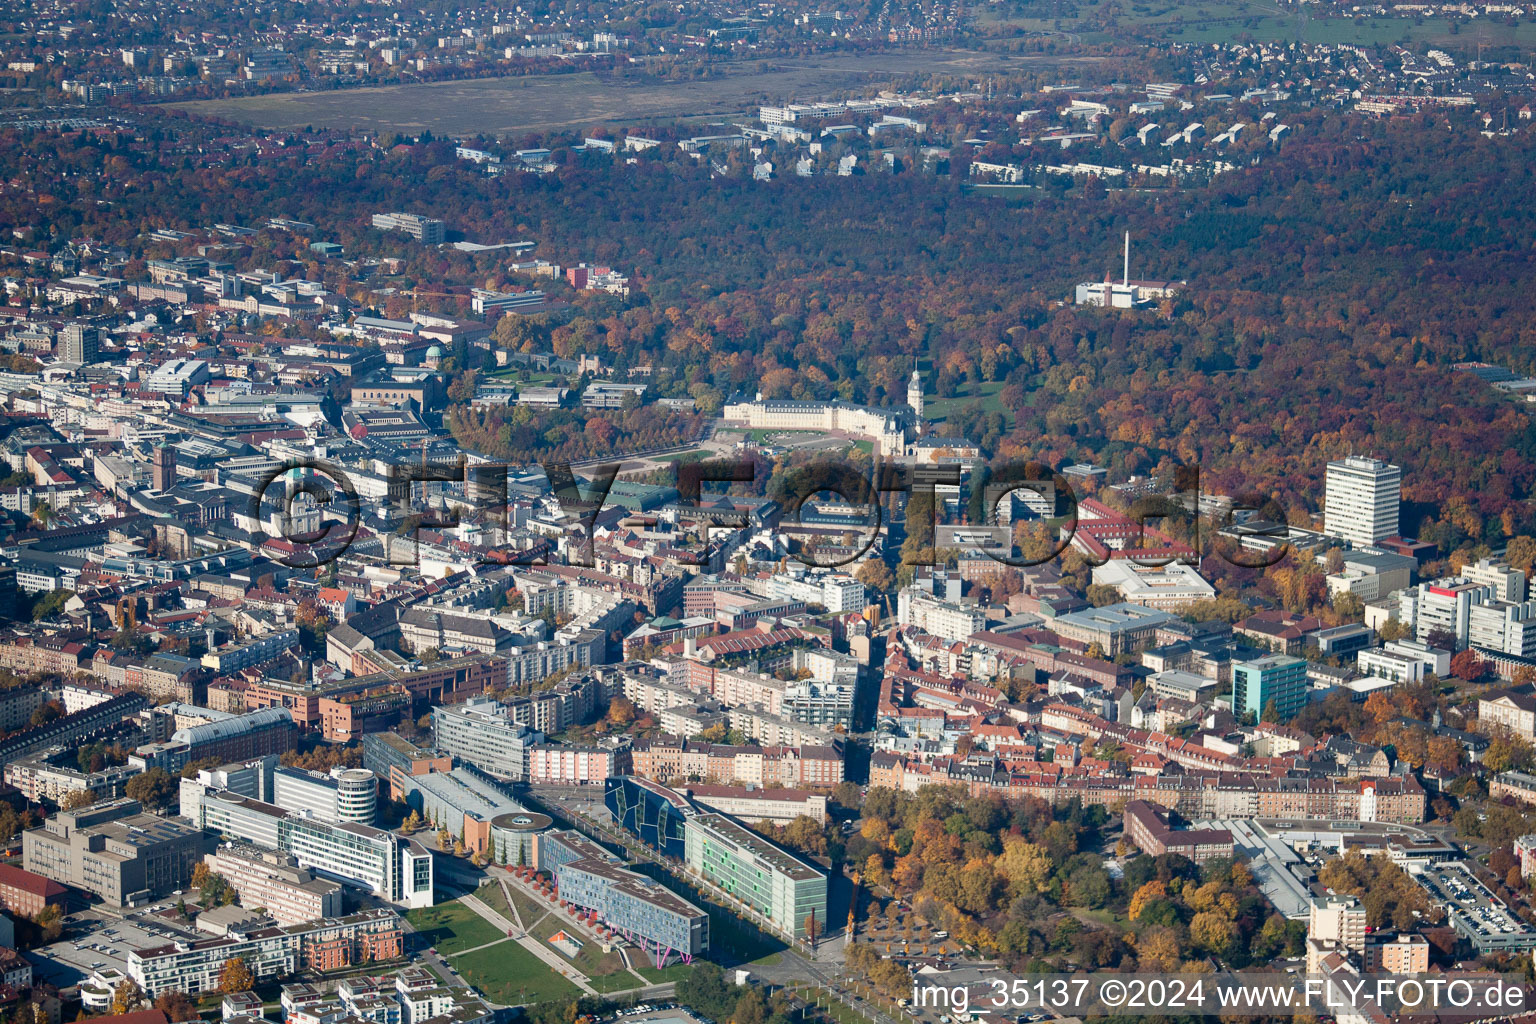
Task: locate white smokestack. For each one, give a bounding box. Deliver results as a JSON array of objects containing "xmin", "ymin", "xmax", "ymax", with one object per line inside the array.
[{"xmin": 1123, "ymin": 231, "xmax": 1130, "ymax": 287}]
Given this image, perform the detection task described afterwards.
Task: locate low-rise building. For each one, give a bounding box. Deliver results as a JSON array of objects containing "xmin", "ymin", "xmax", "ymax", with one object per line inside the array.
[{"xmin": 1123, "ymin": 799, "xmax": 1234, "ymax": 864}]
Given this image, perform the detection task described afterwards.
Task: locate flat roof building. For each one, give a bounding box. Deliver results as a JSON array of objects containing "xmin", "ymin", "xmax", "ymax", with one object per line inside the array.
[{"xmin": 23, "ymin": 799, "xmax": 213, "ymax": 907}]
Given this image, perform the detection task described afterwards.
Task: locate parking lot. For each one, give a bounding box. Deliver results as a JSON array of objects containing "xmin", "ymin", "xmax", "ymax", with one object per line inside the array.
[
  {"xmin": 1415, "ymin": 862, "xmax": 1536, "ymax": 951},
  {"xmin": 26, "ymin": 904, "xmax": 201, "ymax": 990},
  {"xmin": 607, "ymin": 1004, "xmax": 712, "ymax": 1024}
]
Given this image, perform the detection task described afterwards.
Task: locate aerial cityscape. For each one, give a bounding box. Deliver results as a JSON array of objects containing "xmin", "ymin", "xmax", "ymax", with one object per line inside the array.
[{"xmin": 2, "ymin": 0, "xmax": 1536, "ymax": 1023}]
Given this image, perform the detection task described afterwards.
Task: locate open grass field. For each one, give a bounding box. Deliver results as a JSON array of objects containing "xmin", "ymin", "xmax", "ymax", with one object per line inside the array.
[
  {"xmin": 404, "ymin": 900, "xmax": 505, "ymax": 956},
  {"xmin": 923, "ymin": 378, "xmax": 1009, "ymax": 426},
  {"xmin": 452, "ymin": 939, "xmax": 583, "ymax": 1005},
  {"xmin": 172, "ymin": 50, "xmax": 1058, "ymax": 135}
]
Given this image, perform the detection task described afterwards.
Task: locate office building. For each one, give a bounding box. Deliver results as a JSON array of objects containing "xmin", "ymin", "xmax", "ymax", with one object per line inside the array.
[
  {"xmin": 1123, "ymin": 800, "xmax": 1234, "ymax": 865},
  {"xmin": 684, "ymin": 811, "xmax": 827, "ymax": 939},
  {"xmin": 182, "ymin": 778, "xmax": 433, "ymax": 908},
  {"xmin": 537, "ymin": 830, "xmax": 707, "ymax": 966},
  {"xmin": 1479, "ymin": 690, "xmax": 1536, "ymax": 742},
  {"xmin": 127, "ymin": 908, "xmax": 403, "ymax": 997},
  {"xmin": 1325, "ymin": 551, "xmax": 1417, "ymax": 603},
  {"xmin": 1462, "ymin": 557, "xmax": 1528, "ymax": 603},
  {"xmin": 23, "ymin": 799, "xmax": 213, "ymax": 906},
  {"xmin": 274, "ymin": 766, "xmax": 378, "ymax": 825},
  {"xmin": 1231, "ymin": 653, "xmax": 1307, "ymax": 723},
  {"xmin": 606, "ymin": 775, "xmax": 693, "ymax": 860},
  {"xmin": 1399, "ymin": 578, "xmax": 1494, "ymax": 648},
  {"xmin": 362, "ymin": 731, "xmax": 453, "ymax": 799},
  {"xmin": 489, "ymin": 809, "xmax": 552, "ymax": 868},
  {"xmin": 202, "ymin": 845, "xmax": 345, "ymax": 925},
  {"xmin": 61, "ymin": 324, "xmax": 99, "ymax": 364},
  {"xmin": 371, "ymin": 213, "xmax": 445, "ymax": 245},
  {"xmin": 131, "ymin": 706, "xmax": 297, "ymax": 774},
  {"xmin": 432, "ymin": 697, "xmax": 544, "ymax": 781},
  {"xmin": 396, "ymin": 767, "xmax": 524, "ymax": 856},
  {"xmin": 1356, "ymin": 647, "xmax": 1426, "ymax": 685},
  {"xmin": 1324, "ymin": 457, "xmax": 1400, "ymax": 547}
]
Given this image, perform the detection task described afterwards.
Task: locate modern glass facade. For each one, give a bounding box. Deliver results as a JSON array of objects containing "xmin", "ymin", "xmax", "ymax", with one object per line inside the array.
[{"xmin": 605, "ymin": 775, "xmax": 690, "ymax": 860}]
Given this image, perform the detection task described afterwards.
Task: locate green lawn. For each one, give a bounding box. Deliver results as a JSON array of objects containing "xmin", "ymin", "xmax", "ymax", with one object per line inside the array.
[
  {"xmin": 405, "ymin": 900, "xmax": 506, "ymax": 956},
  {"xmin": 923, "ymin": 379, "xmax": 1009, "ymax": 427},
  {"xmin": 476, "ymin": 880, "xmax": 515, "ymax": 922},
  {"xmin": 653, "ymin": 449, "xmax": 709, "ymax": 463},
  {"xmin": 452, "ymin": 939, "xmax": 582, "ymax": 1005},
  {"xmin": 633, "ymin": 959, "xmax": 697, "ymax": 983},
  {"xmin": 508, "ymin": 884, "xmax": 553, "ymax": 930}
]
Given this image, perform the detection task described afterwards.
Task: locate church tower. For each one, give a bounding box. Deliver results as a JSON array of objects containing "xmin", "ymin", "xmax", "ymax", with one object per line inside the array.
[{"xmin": 907, "ymin": 370, "xmax": 924, "ymax": 419}]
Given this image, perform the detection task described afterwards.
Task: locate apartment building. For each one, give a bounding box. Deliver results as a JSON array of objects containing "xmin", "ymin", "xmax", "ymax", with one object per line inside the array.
[
  {"xmin": 23, "ymin": 799, "xmax": 212, "ymax": 906},
  {"xmin": 1231, "ymin": 653, "xmax": 1307, "ymax": 723},
  {"xmin": 629, "ymin": 736, "xmax": 845, "ymax": 788},
  {"xmin": 201, "ymin": 628, "xmax": 300, "ymax": 674},
  {"xmin": 676, "ymin": 784, "xmax": 828, "ymax": 825},
  {"xmin": 0, "ymin": 685, "xmax": 42, "ymax": 731},
  {"xmin": 1307, "ymin": 895, "xmax": 1367, "ymax": 973},
  {"xmin": 526, "ymin": 744, "xmax": 625, "ymax": 786},
  {"xmin": 203, "ymin": 845, "xmax": 345, "ymax": 925},
  {"xmin": 127, "ymin": 908, "xmax": 403, "ymax": 997},
  {"xmin": 1367, "ymin": 933, "xmax": 1429, "ymax": 973},
  {"xmin": 896, "ymin": 590, "xmax": 987, "ymax": 644},
  {"xmin": 5, "ymin": 745, "xmax": 139, "ymax": 803}
]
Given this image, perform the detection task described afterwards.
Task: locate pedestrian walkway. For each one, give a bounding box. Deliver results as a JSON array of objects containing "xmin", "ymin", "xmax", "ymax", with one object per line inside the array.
[{"xmin": 460, "ymin": 891, "xmax": 599, "ymax": 996}]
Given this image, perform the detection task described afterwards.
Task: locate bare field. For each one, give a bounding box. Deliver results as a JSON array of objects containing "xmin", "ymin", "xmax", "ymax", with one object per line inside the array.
[{"xmin": 171, "ymin": 50, "xmax": 1073, "ymax": 135}]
